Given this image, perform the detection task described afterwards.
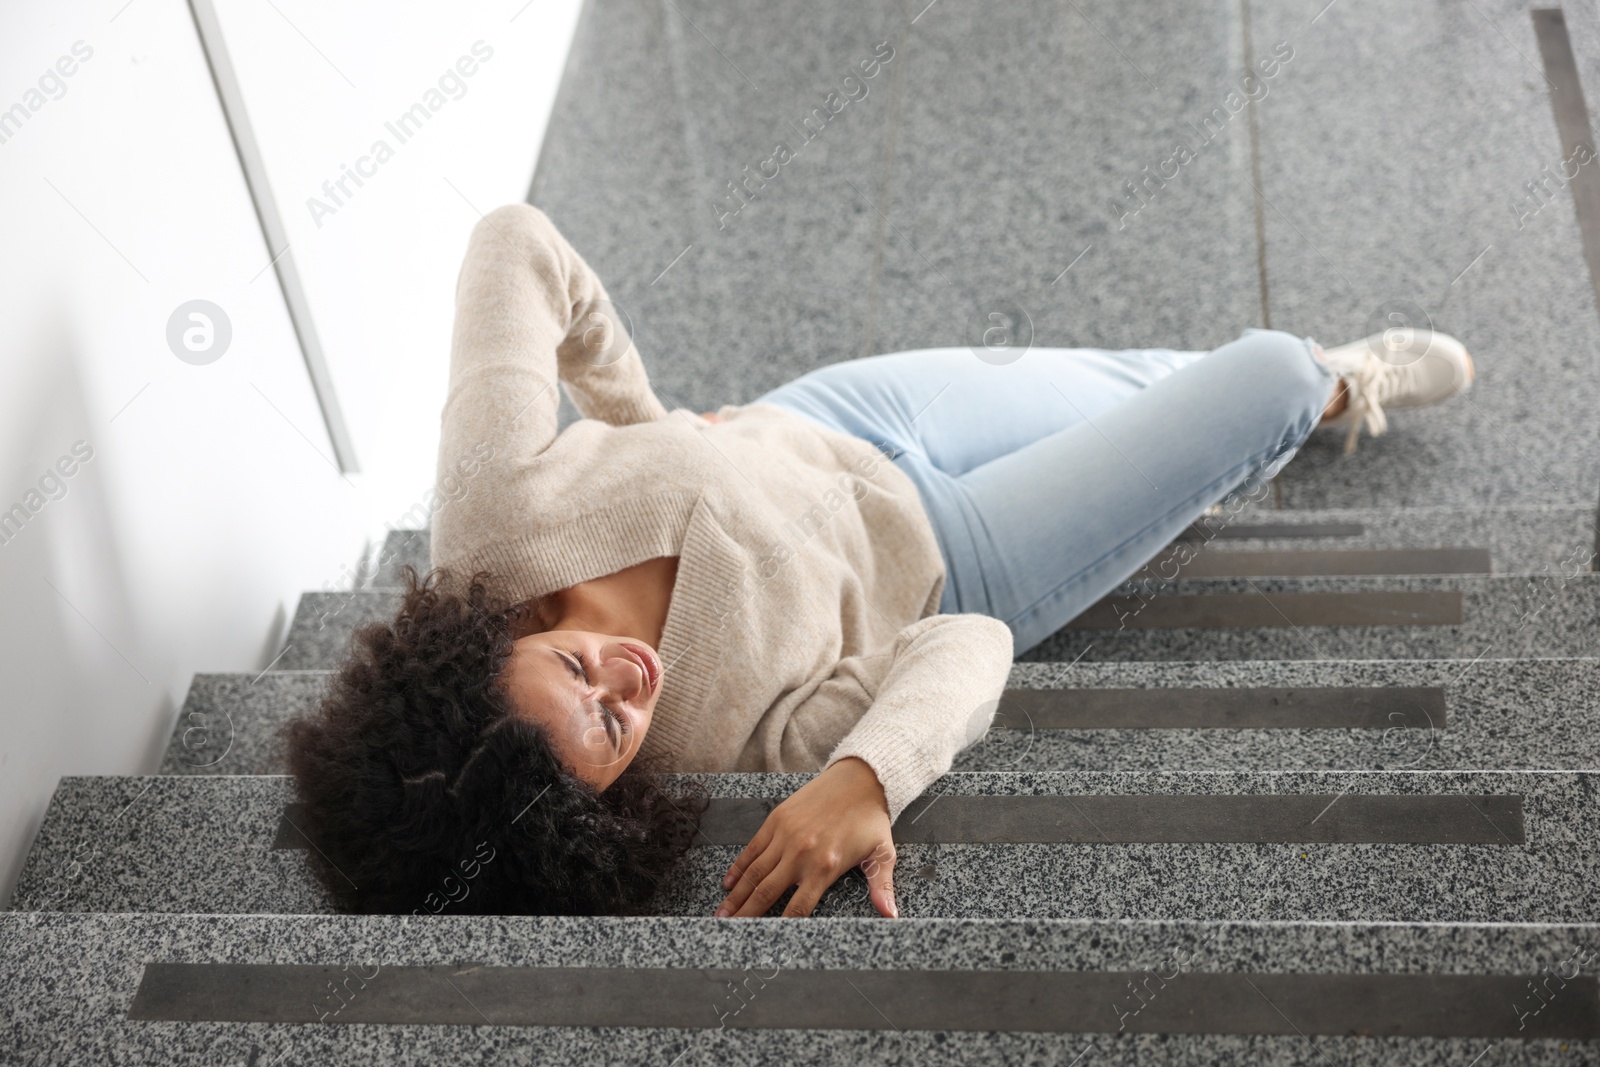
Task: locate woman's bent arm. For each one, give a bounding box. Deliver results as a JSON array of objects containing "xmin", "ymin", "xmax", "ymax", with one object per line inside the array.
[
  {"xmin": 440, "ymin": 203, "xmax": 667, "ymax": 470},
  {"xmin": 432, "ymin": 204, "xmax": 670, "ymax": 572}
]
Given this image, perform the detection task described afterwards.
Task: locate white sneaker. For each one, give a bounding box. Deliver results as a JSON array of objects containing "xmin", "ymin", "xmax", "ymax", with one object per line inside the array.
[{"xmin": 1317, "ymin": 329, "xmax": 1475, "ymax": 454}]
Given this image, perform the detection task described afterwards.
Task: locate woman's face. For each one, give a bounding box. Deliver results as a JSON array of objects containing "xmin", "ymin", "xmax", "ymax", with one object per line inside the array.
[{"xmin": 501, "ymin": 629, "xmax": 663, "ymax": 789}]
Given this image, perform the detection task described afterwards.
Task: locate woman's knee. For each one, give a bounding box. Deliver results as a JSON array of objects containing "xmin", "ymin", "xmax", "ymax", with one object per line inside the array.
[{"xmin": 1226, "ymin": 328, "xmax": 1331, "ymax": 411}]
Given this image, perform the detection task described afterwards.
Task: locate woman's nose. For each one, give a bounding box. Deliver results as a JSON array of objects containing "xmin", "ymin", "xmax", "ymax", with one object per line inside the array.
[{"xmin": 599, "ymin": 648, "xmax": 645, "ymax": 698}]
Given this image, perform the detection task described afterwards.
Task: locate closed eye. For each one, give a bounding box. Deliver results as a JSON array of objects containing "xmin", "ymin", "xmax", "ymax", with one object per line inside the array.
[{"xmin": 557, "ymin": 650, "xmax": 624, "ymax": 745}]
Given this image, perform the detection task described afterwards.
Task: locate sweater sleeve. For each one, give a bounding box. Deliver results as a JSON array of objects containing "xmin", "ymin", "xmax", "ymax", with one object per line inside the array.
[
  {"xmin": 439, "ymin": 203, "xmax": 668, "ymax": 474},
  {"xmin": 804, "ymin": 613, "xmax": 1016, "ymax": 824}
]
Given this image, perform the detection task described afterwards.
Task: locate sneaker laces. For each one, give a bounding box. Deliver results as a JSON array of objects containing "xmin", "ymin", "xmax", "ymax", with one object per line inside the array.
[{"xmin": 1339, "ymin": 352, "xmax": 1422, "ymax": 454}]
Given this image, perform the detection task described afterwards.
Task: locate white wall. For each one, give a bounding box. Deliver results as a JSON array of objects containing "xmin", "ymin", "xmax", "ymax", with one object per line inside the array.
[
  {"xmin": 0, "ymin": 0, "xmax": 580, "ymax": 905},
  {"xmin": 215, "ymin": 0, "xmax": 584, "ymax": 555}
]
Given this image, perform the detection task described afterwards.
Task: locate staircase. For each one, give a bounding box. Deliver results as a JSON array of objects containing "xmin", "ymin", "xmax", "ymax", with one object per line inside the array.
[{"xmin": 8, "ymin": 0, "xmax": 1600, "ymax": 1062}]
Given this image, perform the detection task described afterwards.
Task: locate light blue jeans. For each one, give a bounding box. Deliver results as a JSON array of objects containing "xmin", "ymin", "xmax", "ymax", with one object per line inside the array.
[{"xmin": 755, "ymin": 328, "xmax": 1336, "ymax": 656}]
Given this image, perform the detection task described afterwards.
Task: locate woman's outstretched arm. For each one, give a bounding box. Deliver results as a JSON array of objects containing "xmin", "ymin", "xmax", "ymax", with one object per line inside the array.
[
  {"xmin": 818, "ymin": 613, "xmax": 1016, "ymax": 819},
  {"xmin": 715, "ymin": 612, "xmax": 1016, "ymax": 918}
]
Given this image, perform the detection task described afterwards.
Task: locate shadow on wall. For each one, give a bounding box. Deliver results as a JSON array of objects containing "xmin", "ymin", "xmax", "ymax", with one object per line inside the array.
[{"xmin": 0, "ymin": 296, "xmax": 174, "ymax": 906}]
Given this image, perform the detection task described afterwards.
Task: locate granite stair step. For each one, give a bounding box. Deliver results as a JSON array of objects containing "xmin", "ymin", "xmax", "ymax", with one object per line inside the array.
[
  {"xmin": 279, "ymin": 590, "xmax": 400, "ymax": 670},
  {"xmin": 5, "ymin": 909, "xmax": 1599, "ymax": 1062},
  {"xmin": 368, "ymin": 528, "xmax": 429, "ymax": 589},
  {"xmin": 281, "ymin": 572, "xmax": 1600, "ymax": 671},
  {"xmin": 159, "ymin": 671, "xmax": 329, "ymax": 776},
  {"xmin": 1179, "ymin": 505, "xmax": 1595, "ymax": 573},
  {"xmin": 1146, "ymin": 500, "xmax": 1595, "ymax": 577},
  {"xmin": 14, "ymin": 770, "xmax": 1598, "ymax": 925},
  {"xmin": 278, "ymin": 590, "xmax": 401, "ymax": 670},
  {"xmin": 1022, "ymin": 572, "xmax": 1600, "ymax": 663},
  {"xmin": 158, "ymin": 658, "xmax": 1600, "ymax": 777},
  {"xmin": 959, "ymin": 656, "xmax": 1600, "ymax": 773}
]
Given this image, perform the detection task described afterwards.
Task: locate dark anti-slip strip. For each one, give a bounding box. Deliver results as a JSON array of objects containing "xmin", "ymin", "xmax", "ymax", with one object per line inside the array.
[
  {"xmin": 1533, "ymin": 9, "xmax": 1600, "ymax": 318},
  {"xmin": 276, "ymin": 793, "xmax": 1521, "ymax": 848},
  {"xmin": 1068, "ymin": 590, "xmax": 1463, "ymax": 630},
  {"xmin": 127, "ymin": 963, "xmax": 1599, "ymax": 1037},
  {"xmin": 1531, "ymin": 8, "xmax": 1600, "ymax": 566},
  {"xmin": 1138, "ymin": 547, "xmax": 1491, "ymax": 579},
  {"xmin": 1177, "ymin": 521, "xmax": 1365, "ymax": 540},
  {"xmin": 996, "ymin": 686, "xmax": 1447, "ymax": 730}
]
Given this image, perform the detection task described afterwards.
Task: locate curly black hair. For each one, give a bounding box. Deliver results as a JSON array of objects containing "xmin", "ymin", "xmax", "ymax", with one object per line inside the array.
[{"xmin": 281, "ymin": 565, "xmax": 705, "ymax": 916}]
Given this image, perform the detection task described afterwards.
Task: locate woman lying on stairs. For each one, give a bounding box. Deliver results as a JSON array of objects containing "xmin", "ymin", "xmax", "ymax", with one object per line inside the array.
[{"xmin": 285, "ymin": 204, "xmax": 1474, "ymax": 920}]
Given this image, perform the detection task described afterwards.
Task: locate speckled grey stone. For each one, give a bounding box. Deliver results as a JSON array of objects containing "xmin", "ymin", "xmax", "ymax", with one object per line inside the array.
[
  {"xmin": 958, "ymin": 657, "xmax": 1600, "ymax": 773},
  {"xmin": 528, "ymin": 0, "xmax": 906, "ymax": 417},
  {"xmin": 369, "ymin": 529, "xmax": 429, "ymax": 588},
  {"xmin": 871, "ymin": 0, "xmax": 1260, "ymax": 357},
  {"xmin": 155, "ymin": 657, "xmax": 1600, "ymax": 779},
  {"xmin": 1246, "ymin": 0, "xmax": 1600, "ymax": 509},
  {"xmin": 1022, "ymin": 573, "xmax": 1600, "ymax": 663},
  {"xmin": 277, "ymin": 591, "xmax": 402, "ymax": 670},
  {"xmin": 157, "ymin": 672, "xmax": 331, "ymax": 776},
  {"xmin": 12, "ymin": 776, "xmax": 329, "ymax": 915},
  {"xmin": 14, "ymin": 771, "xmax": 1600, "ymax": 926},
  {"xmin": 1183, "ymin": 505, "xmax": 1597, "ymax": 575},
  {"xmin": 3, "ymin": 912, "xmax": 1600, "ymax": 1065}
]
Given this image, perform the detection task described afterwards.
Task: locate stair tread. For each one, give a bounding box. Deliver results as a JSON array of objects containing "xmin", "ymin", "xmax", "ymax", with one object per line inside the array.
[
  {"xmin": 15, "ymin": 770, "xmax": 1600, "ymax": 924},
  {"xmin": 159, "ymin": 658, "xmax": 1600, "ymax": 776},
  {"xmin": 8, "ymin": 910, "xmax": 1600, "ymax": 1060}
]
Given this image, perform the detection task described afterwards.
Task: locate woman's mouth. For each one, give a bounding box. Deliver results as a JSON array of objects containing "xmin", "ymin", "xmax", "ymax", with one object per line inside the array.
[{"xmin": 620, "ymin": 642, "xmax": 661, "ymax": 696}]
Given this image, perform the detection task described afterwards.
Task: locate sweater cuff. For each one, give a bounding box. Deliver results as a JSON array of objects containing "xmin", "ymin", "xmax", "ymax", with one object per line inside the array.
[{"xmin": 825, "ymin": 720, "xmax": 937, "ymax": 825}]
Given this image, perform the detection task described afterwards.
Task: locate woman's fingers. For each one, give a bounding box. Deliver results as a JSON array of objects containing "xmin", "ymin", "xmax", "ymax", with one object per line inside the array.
[
  {"xmin": 716, "ymin": 847, "xmax": 775, "ymax": 917},
  {"xmin": 861, "ymin": 841, "xmax": 899, "ymax": 918},
  {"xmin": 716, "ymin": 823, "xmax": 781, "ymax": 916},
  {"xmin": 715, "ymin": 759, "xmax": 896, "ymax": 919},
  {"xmin": 722, "ymin": 824, "xmax": 773, "ymax": 891},
  {"xmin": 782, "ymin": 877, "xmax": 829, "ymax": 918},
  {"xmin": 731, "ymin": 860, "xmax": 800, "ymax": 918},
  {"xmin": 720, "ymin": 843, "xmax": 838, "ymax": 918}
]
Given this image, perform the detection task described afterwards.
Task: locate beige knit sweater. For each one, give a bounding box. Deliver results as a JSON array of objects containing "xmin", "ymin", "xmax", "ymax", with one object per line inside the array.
[{"xmin": 430, "ymin": 204, "xmax": 1015, "ymax": 823}]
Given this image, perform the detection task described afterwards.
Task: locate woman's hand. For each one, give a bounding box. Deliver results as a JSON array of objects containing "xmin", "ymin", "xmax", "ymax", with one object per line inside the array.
[{"xmin": 714, "ymin": 756, "xmax": 898, "ymax": 918}]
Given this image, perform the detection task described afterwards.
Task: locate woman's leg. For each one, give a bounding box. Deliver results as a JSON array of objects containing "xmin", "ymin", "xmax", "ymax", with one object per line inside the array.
[
  {"xmin": 756, "ymin": 341, "xmax": 1216, "ymax": 477},
  {"xmin": 756, "ymin": 328, "xmax": 1335, "ymax": 655}
]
